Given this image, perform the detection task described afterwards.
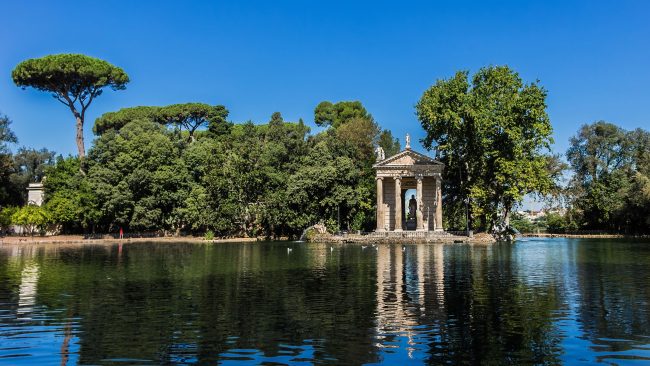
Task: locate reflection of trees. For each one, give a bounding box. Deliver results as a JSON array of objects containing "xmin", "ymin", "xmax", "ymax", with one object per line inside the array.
[
  {"xmin": 423, "ymin": 244, "xmax": 564, "ymax": 365},
  {"xmin": 6, "ymin": 243, "xmax": 380, "ymax": 365},
  {"xmin": 575, "ymin": 241, "xmax": 650, "ymax": 350},
  {"xmin": 5, "ymin": 240, "xmax": 640, "ymax": 365}
]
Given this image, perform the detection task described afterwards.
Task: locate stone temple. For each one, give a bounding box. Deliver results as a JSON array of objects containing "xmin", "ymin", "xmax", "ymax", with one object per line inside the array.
[{"xmin": 373, "ymin": 135, "xmax": 444, "ymax": 233}]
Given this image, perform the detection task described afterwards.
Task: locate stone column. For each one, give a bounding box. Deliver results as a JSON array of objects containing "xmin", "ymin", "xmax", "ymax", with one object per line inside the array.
[
  {"xmin": 376, "ymin": 177, "xmax": 384, "ymax": 232},
  {"xmin": 416, "ymin": 175, "xmax": 425, "ymax": 231},
  {"xmin": 394, "ymin": 177, "xmax": 402, "ymax": 231},
  {"xmin": 435, "ymin": 175, "xmax": 443, "ymax": 232}
]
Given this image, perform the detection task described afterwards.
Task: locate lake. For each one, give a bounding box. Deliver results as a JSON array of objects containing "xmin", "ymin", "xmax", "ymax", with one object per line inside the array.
[{"xmin": 1, "ymin": 238, "xmax": 649, "ymax": 365}]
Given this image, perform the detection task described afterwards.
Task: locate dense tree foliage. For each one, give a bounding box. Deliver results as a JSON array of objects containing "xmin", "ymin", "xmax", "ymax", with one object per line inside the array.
[
  {"xmin": 314, "ymin": 101, "xmax": 371, "ymax": 129},
  {"xmin": 565, "ymin": 121, "xmax": 650, "ymax": 233},
  {"xmin": 36, "ymin": 102, "xmax": 391, "ymax": 237},
  {"xmin": 0, "ymin": 115, "xmax": 55, "ymax": 207},
  {"xmin": 93, "ymin": 104, "xmax": 230, "ymax": 140},
  {"xmin": 12, "ymin": 54, "xmax": 129, "ymax": 161},
  {"xmin": 416, "ymin": 66, "xmax": 554, "ymax": 231}
]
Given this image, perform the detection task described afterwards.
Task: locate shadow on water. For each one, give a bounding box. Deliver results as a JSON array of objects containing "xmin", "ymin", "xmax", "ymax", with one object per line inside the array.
[{"xmin": 0, "ymin": 239, "xmax": 649, "ymax": 365}]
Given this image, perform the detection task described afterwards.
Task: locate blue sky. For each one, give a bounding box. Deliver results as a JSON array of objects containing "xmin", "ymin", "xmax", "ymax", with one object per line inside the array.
[{"xmin": 1, "ymin": 0, "xmax": 648, "ymax": 159}]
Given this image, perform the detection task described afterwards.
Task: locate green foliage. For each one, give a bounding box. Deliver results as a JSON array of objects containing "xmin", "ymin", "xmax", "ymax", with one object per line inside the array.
[
  {"xmin": 12, "ymin": 54, "xmax": 129, "ymax": 93},
  {"xmin": 11, "ymin": 205, "xmax": 49, "ymax": 236},
  {"xmin": 204, "ymin": 230, "xmax": 215, "ymax": 240},
  {"xmin": 0, "ymin": 114, "xmax": 17, "ymax": 151},
  {"xmin": 378, "ymin": 130, "xmax": 401, "ymax": 157},
  {"xmin": 0, "ymin": 206, "xmax": 18, "ymax": 231},
  {"xmin": 6, "ymin": 147, "xmax": 55, "ymax": 205},
  {"xmin": 157, "ymin": 103, "xmax": 230, "ymax": 141},
  {"xmin": 0, "ymin": 114, "xmax": 18, "ymax": 206},
  {"xmin": 94, "ymin": 103, "xmax": 230, "ymax": 141},
  {"xmin": 12, "ymin": 54, "xmax": 129, "ymax": 160},
  {"xmin": 44, "ymin": 156, "xmax": 99, "ymax": 232},
  {"xmin": 544, "ymin": 212, "xmax": 566, "ymax": 233},
  {"xmin": 416, "ymin": 66, "xmax": 554, "ymax": 231},
  {"xmin": 509, "ymin": 212, "xmax": 536, "ymax": 233},
  {"xmin": 566, "ymin": 121, "xmax": 650, "ymax": 233},
  {"xmin": 93, "ymin": 106, "xmax": 161, "ymax": 135},
  {"xmin": 314, "ymin": 101, "xmax": 372, "ymax": 128},
  {"xmin": 40, "ymin": 101, "xmax": 388, "ymax": 237}
]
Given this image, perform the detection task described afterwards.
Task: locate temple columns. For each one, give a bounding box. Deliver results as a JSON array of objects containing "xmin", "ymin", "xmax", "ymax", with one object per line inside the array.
[
  {"xmin": 394, "ymin": 177, "xmax": 403, "ymax": 231},
  {"xmin": 416, "ymin": 176, "xmax": 425, "ymax": 231},
  {"xmin": 435, "ymin": 176, "xmax": 443, "ymax": 231},
  {"xmin": 376, "ymin": 177, "xmax": 384, "ymax": 231}
]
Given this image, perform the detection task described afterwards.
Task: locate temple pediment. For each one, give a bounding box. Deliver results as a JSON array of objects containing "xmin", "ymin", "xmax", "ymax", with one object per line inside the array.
[{"xmin": 373, "ymin": 149, "xmax": 443, "ymax": 168}]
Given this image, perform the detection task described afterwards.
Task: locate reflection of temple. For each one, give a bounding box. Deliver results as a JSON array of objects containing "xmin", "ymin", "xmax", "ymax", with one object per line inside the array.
[
  {"xmin": 17, "ymin": 261, "xmax": 40, "ymax": 319},
  {"xmin": 373, "ymin": 135, "xmax": 444, "ymax": 232},
  {"xmin": 375, "ymin": 244, "xmax": 445, "ymax": 353}
]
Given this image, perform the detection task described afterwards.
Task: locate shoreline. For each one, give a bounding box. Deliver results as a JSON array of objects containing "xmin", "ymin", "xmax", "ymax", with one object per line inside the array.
[
  {"xmin": 522, "ymin": 233, "xmax": 649, "ymax": 239},
  {"xmin": 1, "ymin": 233, "xmax": 646, "ymax": 247},
  {"xmin": 0, "ymin": 235, "xmax": 258, "ymax": 246}
]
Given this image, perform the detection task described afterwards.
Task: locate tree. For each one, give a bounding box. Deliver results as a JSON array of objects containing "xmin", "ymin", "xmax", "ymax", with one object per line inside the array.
[
  {"xmin": 157, "ymin": 103, "xmax": 229, "ymax": 142},
  {"xmin": 93, "ymin": 106, "xmax": 161, "ymax": 135},
  {"xmin": 12, "ymin": 147, "xmax": 55, "ymax": 183},
  {"xmin": 0, "ymin": 114, "xmax": 17, "ymax": 151},
  {"xmin": 0, "ymin": 206, "xmax": 18, "ymax": 233},
  {"xmin": 0, "ymin": 114, "xmax": 18, "ymax": 206},
  {"xmin": 566, "ymin": 121, "xmax": 650, "ymax": 232},
  {"xmin": 314, "ymin": 101, "xmax": 372, "ymax": 128},
  {"xmin": 12, "ymin": 54, "xmax": 129, "ymax": 162},
  {"xmin": 378, "ymin": 130, "xmax": 401, "ymax": 157},
  {"xmin": 12, "ymin": 205, "xmax": 49, "ymax": 236},
  {"xmin": 416, "ymin": 66, "xmax": 553, "ymax": 231},
  {"xmin": 44, "ymin": 156, "xmax": 100, "ymax": 232},
  {"xmin": 8, "ymin": 147, "xmax": 56, "ymax": 205}
]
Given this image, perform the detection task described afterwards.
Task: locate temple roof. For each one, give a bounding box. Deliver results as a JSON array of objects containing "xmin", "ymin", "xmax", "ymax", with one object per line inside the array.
[{"xmin": 373, "ymin": 148, "xmax": 444, "ymax": 169}]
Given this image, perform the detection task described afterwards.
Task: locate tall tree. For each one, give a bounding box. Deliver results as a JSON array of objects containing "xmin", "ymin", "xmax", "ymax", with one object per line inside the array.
[
  {"xmin": 416, "ymin": 66, "xmax": 553, "ymax": 231},
  {"xmin": 12, "ymin": 54, "xmax": 129, "ymax": 162}
]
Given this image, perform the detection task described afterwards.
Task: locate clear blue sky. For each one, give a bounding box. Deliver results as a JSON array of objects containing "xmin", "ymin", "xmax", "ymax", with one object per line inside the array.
[{"xmin": 1, "ymin": 0, "xmax": 648, "ymax": 158}]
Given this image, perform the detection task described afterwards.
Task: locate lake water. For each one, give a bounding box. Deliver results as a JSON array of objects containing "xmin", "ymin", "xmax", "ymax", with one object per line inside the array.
[{"xmin": 1, "ymin": 238, "xmax": 649, "ymax": 365}]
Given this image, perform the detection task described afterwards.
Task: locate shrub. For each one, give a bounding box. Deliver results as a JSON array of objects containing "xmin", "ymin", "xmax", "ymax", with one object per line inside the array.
[{"xmin": 11, "ymin": 205, "xmax": 50, "ymax": 236}]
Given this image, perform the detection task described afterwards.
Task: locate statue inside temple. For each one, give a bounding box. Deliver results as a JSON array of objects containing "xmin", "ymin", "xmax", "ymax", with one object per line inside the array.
[{"xmin": 408, "ymin": 194, "xmax": 417, "ymax": 219}]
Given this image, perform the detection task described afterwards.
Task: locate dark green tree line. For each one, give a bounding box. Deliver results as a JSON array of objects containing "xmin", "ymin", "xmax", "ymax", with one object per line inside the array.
[{"xmin": 41, "ymin": 100, "xmax": 396, "ymax": 237}]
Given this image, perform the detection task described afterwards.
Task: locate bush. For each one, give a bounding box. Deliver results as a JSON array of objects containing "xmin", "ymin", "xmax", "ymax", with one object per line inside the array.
[
  {"xmin": 11, "ymin": 205, "xmax": 50, "ymax": 236},
  {"xmin": 545, "ymin": 212, "xmax": 566, "ymax": 233},
  {"xmin": 204, "ymin": 230, "xmax": 215, "ymax": 240},
  {"xmin": 0, "ymin": 206, "xmax": 18, "ymax": 233},
  {"xmin": 324, "ymin": 218, "xmax": 339, "ymax": 234}
]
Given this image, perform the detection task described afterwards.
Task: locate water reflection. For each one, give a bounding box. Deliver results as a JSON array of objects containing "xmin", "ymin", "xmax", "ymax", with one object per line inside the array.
[{"xmin": 0, "ymin": 239, "xmax": 649, "ymax": 365}]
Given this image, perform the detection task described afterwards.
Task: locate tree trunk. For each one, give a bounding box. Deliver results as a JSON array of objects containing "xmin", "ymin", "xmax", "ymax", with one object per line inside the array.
[{"xmin": 76, "ymin": 114, "xmax": 85, "ymax": 160}]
